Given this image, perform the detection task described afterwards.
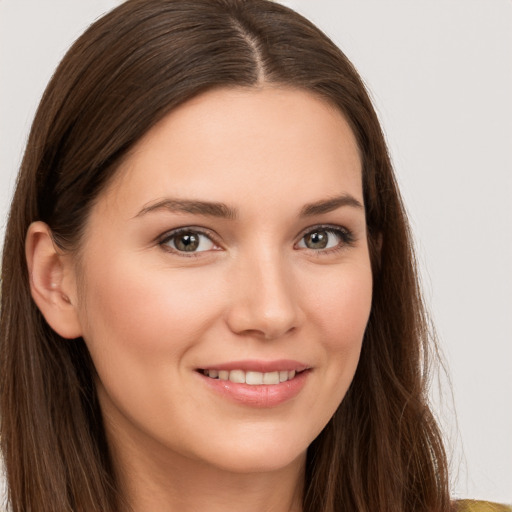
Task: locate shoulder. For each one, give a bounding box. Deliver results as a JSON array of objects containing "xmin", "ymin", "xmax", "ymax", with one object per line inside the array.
[{"xmin": 454, "ymin": 500, "xmax": 512, "ymax": 512}]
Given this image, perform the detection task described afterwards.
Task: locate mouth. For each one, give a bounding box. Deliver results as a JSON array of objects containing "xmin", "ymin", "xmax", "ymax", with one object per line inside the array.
[
  {"xmin": 198, "ymin": 368, "xmax": 306, "ymax": 385},
  {"xmin": 196, "ymin": 362, "xmax": 311, "ymax": 407}
]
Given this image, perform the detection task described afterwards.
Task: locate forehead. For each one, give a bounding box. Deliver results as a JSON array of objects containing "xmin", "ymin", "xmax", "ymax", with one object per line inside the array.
[{"xmin": 96, "ymin": 86, "xmax": 363, "ymax": 219}]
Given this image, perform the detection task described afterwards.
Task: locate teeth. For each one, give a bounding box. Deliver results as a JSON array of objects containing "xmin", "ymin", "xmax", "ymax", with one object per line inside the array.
[
  {"xmin": 205, "ymin": 369, "xmax": 299, "ymax": 385},
  {"xmin": 246, "ymin": 371, "xmax": 263, "ymax": 385},
  {"xmin": 263, "ymin": 371, "xmax": 280, "ymax": 385},
  {"xmin": 229, "ymin": 370, "xmax": 245, "ymax": 383}
]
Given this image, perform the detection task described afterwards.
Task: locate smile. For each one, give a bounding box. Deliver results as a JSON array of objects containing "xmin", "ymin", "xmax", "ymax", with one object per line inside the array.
[
  {"xmin": 196, "ymin": 360, "xmax": 311, "ymax": 407},
  {"xmin": 200, "ymin": 369, "xmax": 300, "ymax": 385}
]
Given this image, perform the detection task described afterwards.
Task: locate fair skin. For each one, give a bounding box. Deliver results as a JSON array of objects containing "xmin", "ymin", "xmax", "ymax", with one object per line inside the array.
[{"xmin": 26, "ymin": 86, "xmax": 373, "ymax": 512}]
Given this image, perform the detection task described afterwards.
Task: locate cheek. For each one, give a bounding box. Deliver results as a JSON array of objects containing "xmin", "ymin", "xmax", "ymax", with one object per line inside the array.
[
  {"xmin": 307, "ymin": 261, "xmax": 373, "ymax": 347},
  {"xmin": 290, "ymin": 260, "xmax": 372, "ymax": 437},
  {"xmin": 305, "ymin": 259, "xmax": 372, "ymax": 395},
  {"xmin": 77, "ymin": 255, "xmax": 226, "ymax": 361},
  {"xmin": 75, "ymin": 256, "xmax": 230, "ymax": 444}
]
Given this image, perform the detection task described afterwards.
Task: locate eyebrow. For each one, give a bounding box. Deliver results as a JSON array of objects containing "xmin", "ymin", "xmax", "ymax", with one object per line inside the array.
[
  {"xmin": 135, "ymin": 194, "xmax": 363, "ymax": 220},
  {"xmin": 300, "ymin": 194, "xmax": 363, "ymax": 216},
  {"xmin": 135, "ymin": 199, "xmax": 238, "ymax": 219}
]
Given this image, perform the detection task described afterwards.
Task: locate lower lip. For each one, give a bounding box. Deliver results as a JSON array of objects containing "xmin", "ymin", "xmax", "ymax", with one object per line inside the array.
[{"xmin": 198, "ymin": 370, "xmax": 309, "ymax": 408}]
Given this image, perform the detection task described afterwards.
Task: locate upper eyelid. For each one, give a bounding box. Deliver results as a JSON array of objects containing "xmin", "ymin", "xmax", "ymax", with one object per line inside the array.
[
  {"xmin": 157, "ymin": 226, "xmax": 219, "ymax": 244},
  {"xmin": 295, "ymin": 224, "xmax": 355, "ymax": 252},
  {"xmin": 157, "ymin": 227, "xmax": 222, "ymax": 257},
  {"xmin": 295, "ymin": 223, "xmax": 351, "ymax": 240}
]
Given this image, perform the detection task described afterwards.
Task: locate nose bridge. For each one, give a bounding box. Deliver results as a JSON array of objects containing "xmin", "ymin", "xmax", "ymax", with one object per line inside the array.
[{"xmin": 226, "ymin": 243, "xmax": 300, "ymax": 340}]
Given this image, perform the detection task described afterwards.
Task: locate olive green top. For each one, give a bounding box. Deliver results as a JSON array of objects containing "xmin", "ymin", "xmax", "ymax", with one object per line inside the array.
[{"xmin": 456, "ymin": 500, "xmax": 512, "ymax": 512}]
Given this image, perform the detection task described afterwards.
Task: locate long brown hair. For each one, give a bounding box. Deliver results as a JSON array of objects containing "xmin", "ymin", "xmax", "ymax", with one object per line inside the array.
[{"xmin": 0, "ymin": 1, "xmax": 450, "ymax": 511}]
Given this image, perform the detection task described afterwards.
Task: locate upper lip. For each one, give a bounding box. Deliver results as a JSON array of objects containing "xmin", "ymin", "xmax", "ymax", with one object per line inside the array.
[{"xmin": 197, "ymin": 359, "xmax": 310, "ymax": 373}]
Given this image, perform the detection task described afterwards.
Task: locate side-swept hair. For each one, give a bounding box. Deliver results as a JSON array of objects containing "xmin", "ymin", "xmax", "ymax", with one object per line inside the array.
[{"xmin": 0, "ymin": 1, "xmax": 450, "ymax": 511}]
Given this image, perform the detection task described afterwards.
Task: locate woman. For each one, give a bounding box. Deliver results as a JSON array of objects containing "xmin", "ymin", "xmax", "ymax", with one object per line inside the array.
[{"xmin": 0, "ymin": 1, "xmax": 508, "ymax": 511}]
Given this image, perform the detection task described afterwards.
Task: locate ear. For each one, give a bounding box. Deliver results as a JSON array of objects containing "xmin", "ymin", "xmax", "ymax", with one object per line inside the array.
[{"xmin": 25, "ymin": 221, "xmax": 83, "ymax": 339}]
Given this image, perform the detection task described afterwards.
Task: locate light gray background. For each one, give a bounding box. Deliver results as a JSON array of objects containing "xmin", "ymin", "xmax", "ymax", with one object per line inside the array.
[{"xmin": 1, "ymin": 0, "xmax": 511, "ymax": 504}]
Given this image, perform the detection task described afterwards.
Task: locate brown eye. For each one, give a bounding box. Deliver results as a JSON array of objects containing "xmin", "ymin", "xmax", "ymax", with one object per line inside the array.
[
  {"xmin": 174, "ymin": 232, "xmax": 200, "ymax": 252},
  {"xmin": 161, "ymin": 230, "xmax": 216, "ymax": 253},
  {"xmin": 303, "ymin": 231, "xmax": 329, "ymax": 249}
]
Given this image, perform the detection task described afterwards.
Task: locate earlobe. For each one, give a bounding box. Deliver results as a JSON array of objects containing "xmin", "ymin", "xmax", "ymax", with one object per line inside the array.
[{"xmin": 25, "ymin": 221, "xmax": 83, "ymax": 339}]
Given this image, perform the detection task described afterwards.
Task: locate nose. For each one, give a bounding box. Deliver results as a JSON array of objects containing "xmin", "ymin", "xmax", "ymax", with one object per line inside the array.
[{"xmin": 225, "ymin": 250, "xmax": 302, "ymax": 341}]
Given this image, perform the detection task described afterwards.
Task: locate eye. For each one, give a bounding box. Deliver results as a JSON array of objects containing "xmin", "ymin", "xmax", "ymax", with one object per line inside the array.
[
  {"xmin": 297, "ymin": 226, "xmax": 353, "ymax": 252},
  {"xmin": 160, "ymin": 229, "xmax": 217, "ymax": 254}
]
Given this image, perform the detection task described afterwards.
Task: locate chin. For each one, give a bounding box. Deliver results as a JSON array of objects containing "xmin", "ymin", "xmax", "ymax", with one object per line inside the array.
[
  {"xmin": 188, "ymin": 426, "xmax": 312, "ymax": 475},
  {"xmin": 207, "ymin": 447, "xmax": 307, "ymax": 475}
]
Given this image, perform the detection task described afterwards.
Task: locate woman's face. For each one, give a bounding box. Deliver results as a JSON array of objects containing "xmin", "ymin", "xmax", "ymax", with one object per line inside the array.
[{"xmin": 73, "ymin": 87, "xmax": 372, "ymax": 474}]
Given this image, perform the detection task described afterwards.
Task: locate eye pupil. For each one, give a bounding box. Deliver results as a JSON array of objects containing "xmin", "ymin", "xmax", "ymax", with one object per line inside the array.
[
  {"xmin": 305, "ymin": 231, "xmax": 328, "ymax": 249},
  {"xmin": 175, "ymin": 233, "xmax": 199, "ymax": 252}
]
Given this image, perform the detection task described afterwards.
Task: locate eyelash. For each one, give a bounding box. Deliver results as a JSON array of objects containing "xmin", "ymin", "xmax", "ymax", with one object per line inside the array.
[
  {"xmin": 157, "ymin": 224, "xmax": 355, "ymax": 257},
  {"xmin": 158, "ymin": 227, "xmax": 220, "ymax": 258},
  {"xmin": 296, "ymin": 225, "xmax": 355, "ymax": 255}
]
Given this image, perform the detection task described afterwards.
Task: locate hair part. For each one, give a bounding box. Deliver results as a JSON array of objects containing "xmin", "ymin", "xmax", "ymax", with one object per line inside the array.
[{"xmin": 1, "ymin": 1, "xmax": 450, "ymax": 511}]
